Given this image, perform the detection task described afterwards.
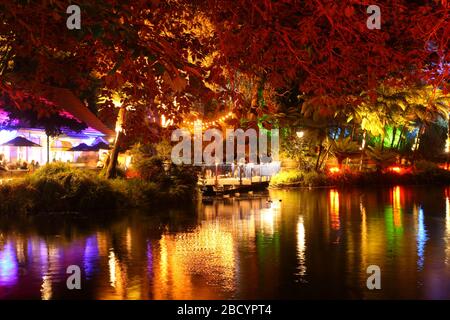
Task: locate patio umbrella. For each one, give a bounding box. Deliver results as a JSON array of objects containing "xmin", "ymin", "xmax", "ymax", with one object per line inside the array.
[
  {"xmin": 0, "ymin": 136, "xmax": 41, "ymax": 147},
  {"xmin": 89, "ymin": 141, "xmax": 110, "ymax": 151},
  {"xmin": 68, "ymin": 143, "xmax": 92, "ymax": 151}
]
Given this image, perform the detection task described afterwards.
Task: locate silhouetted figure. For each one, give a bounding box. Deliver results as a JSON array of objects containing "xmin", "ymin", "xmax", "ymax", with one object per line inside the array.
[{"xmin": 20, "ymin": 161, "xmax": 28, "ymax": 170}]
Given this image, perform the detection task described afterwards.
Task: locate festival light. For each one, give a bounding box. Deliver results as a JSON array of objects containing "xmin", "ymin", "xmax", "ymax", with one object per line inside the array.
[
  {"xmin": 329, "ymin": 167, "xmax": 340, "ymax": 173},
  {"xmin": 184, "ymin": 112, "xmax": 234, "ymax": 130},
  {"xmin": 388, "ymin": 166, "xmax": 403, "ymax": 173}
]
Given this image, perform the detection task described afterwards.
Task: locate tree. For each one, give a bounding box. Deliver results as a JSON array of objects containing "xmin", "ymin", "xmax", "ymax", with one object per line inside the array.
[
  {"xmin": 365, "ymin": 146, "xmax": 397, "ymax": 172},
  {"xmin": 0, "ymin": 0, "xmax": 220, "ymax": 177},
  {"xmin": 1, "ymin": 0, "xmax": 449, "ymax": 177},
  {"xmin": 203, "ymin": 0, "xmax": 450, "ymax": 111},
  {"xmin": 332, "ymin": 137, "xmax": 360, "ymax": 169},
  {"xmin": 0, "ymin": 93, "xmax": 87, "ymax": 137}
]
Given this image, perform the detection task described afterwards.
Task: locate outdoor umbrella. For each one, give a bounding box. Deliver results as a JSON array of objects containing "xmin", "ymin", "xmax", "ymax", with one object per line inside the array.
[
  {"xmin": 0, "ymin": 136, "xmax": 41, "ymax": 164},
  {"xmin": 0, "ymin": 136, "xmax": 41, "ymax": 147},
  {"xmin": 89, "ymin": 142, "xmax": 110, "ymax": 151},
  {"xmin": 68, "ymin": 143, "xmax": 92, "ymax": 151}
]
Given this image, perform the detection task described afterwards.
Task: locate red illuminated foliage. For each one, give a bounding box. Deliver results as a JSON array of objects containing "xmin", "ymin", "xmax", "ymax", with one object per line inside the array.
[{"xmin": 0, "ymin": 0, "xmax": 449, "ymax": 133}]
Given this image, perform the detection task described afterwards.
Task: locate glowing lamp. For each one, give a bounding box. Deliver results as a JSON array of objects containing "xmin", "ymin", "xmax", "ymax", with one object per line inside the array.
[
  {"xmin": 388, "ymin": 166, "xmax": 402, "ymax": 173},
  {"xmin": 296, "ymin": 131, "xmax": 304, "ymax": 138},
  {"xmin": 329, "ymin": 167, "xmax": 340, "ymax": 173}
]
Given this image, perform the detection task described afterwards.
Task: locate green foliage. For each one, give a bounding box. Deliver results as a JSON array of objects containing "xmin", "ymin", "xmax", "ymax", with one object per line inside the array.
[
  {"xmin": 281, "ymin": 135, "xmax": 305, "ymax": 161},
  {"xmin": 280, "ymin": 130, "xmax": 318, "ymax": 171},
  {"xmin": 269, "ymin": 165, "xmax": 450, "ymax": 189},
  {"xmin": 155, "ymin": 139, "xmax": 173, "ymax": 161},
  {"xmin": 270, "ymin": 169, "xmax": 332, "ymax": 188},
  {"xmin": 332, "ymin": 137, "xmax": 360, "ymax": 166},
  {"xmin": 365, "ymin": 146, "xmax": 398, "ymax": 171},
  {"xmin": 383, "ymin": 126, "xmax": 401, "ymax": 148},
  {"xmin": 135, "ymin": 156, "xmax": 167, "ymax": 182},
  {"xmin": 130, "ymin": 141, "xmax": 199, "ymax": 200},
  {"xmin": 0, "ymin": 163, "xmax": 121, "ymax": 216},
  {"xmin": 270, "ymin": 170, "xmax": 305, "ymax": 187},
  {"xmin": 303, "ymin": 171, "xmax": 331, "ymax": 187},
  {"xmin": 414, "ymin": 160, "xmax": 439, "ymax": 172},
  {"xmin": 417, "ymin": 119, "xmax": 447, "ymax": 159},
  {"xmin": 130, "ymin": 143, "xmax": 157, "ymax": 163},
  {"xmin": 0, "ymin": 162, "xmax": 199, "ymax": 216},
  {"xmin": 0, "ymin": 180, "xmax": 36, "ymax": 216},
  {"xmin": 109, "ymin": 178, "xmax": 159, "ymax": 207}
]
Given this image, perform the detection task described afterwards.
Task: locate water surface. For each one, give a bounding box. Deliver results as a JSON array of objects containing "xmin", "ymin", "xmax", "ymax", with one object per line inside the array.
[{"xmin": 1, "ymin": 186, "xmax": 449, "ymax": 299}]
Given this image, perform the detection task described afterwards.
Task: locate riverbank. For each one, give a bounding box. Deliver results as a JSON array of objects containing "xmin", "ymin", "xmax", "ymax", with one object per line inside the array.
[
  {"xmin": 0, "ymin": 163, "xmax": 198, "ymax": 216},
  {"xmin": 269, "ymin": 166, "xmax": 450, "ymax": 189}
]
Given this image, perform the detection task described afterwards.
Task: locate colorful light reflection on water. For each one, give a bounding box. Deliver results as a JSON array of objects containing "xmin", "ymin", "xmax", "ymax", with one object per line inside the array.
[
  {"xmin": 0, "ymin": 242, "xmax": 18, "ymax": 286},
  {"xmin": 0, "ymin": 186, "xmax": 449, "ymax": 299}
]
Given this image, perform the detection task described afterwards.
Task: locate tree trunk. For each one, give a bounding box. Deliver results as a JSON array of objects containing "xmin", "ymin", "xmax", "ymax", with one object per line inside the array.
[
  {"xmin": 106, "ymin": 107, "xmax": 126, "ymax": 179},
  {"xmin": 319, "ymin": 144, "xmax": 332, "ymax": 171},
  {"xmin": 250, "ymin": 75, "xmax": 266, "ymax": 111},
  {"xmin": 412, "ymin": 123, "xmax": 424, "ymax": 165},
  {"xmin": 396, "ymin": 125, "xmax": 406, "ymax": 150},
  {"xmin": 359, "ymin": 130, "xmax": 367, "ymax": 171},
  {"xmin": 390, "ymin": 127, "xmax": 397, "ymax": 148},
  {"xmin": 46, "ymin": 134, "xmax": 50, "ymax": 164},
  {"xmin": 350, "ymin": 123, "xmax": 356, "ymax": 140},
  {"xmin": 105, "ymin": 132, "xmax": 123, "ymax": 178},
  {"xmin": 315, "ymin": 144, "xmax": 323, "ymax": 172}
]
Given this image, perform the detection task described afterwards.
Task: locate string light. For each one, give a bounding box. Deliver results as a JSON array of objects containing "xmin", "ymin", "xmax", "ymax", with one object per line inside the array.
[{"xmin": 183, "ymin": 112, "xmax": 234, "ymax": 129}]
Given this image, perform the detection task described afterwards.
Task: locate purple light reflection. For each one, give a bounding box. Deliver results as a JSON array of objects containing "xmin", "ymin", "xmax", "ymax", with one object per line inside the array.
[{"xmin": 0, "ymin": 242, "xmax": 19, "ymax": 286}]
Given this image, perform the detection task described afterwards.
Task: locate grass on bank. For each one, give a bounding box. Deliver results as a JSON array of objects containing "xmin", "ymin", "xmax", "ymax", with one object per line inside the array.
[{"xmin": 0, "ymin": 162, "xmax": 198, "ymax": 216}]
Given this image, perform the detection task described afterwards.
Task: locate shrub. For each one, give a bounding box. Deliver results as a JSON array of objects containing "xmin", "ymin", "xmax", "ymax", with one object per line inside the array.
[
  {"xmin": 365, "ymin": 146, "xmax": 398, "ymax": 171},
  {"xmin": 270, "ymin": 170, "xmax": 334, "ymax": 188},
  {"xmin": 0, "ymin": 163, "xmax": 121, "ymax": 215},
  {"xmin": 0, "ymin": 161, "xmax": 197, "ymax": 216},
  {"xmin": 0, "ymin": 179, "xmax": 38, "ymax": 216},
  {"xmin": 270, "ymin": 170, "xmax": 304, "ymax": 187},
  {"xmin": 414, "ymin": 160, "xmax": 438, "ymax": 172},
  {"xmin": 110, "ymin": 178, "xmax": 159, "ymax": 206},
  {"xmin": 303, "ymin": 171, "xmax": 331, "ymax": 187},
  {"xmin": 134, "ymin": 156, "xmax": 167, "ymax": 182}
]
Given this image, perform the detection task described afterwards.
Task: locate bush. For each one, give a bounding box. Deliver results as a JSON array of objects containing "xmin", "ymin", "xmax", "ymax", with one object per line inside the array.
[
  {"xmin": 303, "ymin": 171, "xmax": 331, "ymax": 187},
  {"xmin": 110, "ymin": 178, "xmax": 159, "ymax": 206},
  {"xmin": 134, "ymin": 156, "xmax": 167, "ymax": 182},
  {"xmin": 0, "ymin": 180, "xmax": 37, "ymax": 216},
  {"xmin": 0, "ymin": 162, "xmax": 200, "ymax": 216},
  {"xmin": 414, "ymin": 160, "xmax": 438, "ymax": 172},
  {"xmin": 270, "ymin": 170, "xmax": 304, "ymax": 187},
  {"xmin": 0, "ymin": 163, "xmax": 121, "ymax": 216},
  {"xmin": 270, "ymin": 164, "xmax": 450, "ymax": 189}
]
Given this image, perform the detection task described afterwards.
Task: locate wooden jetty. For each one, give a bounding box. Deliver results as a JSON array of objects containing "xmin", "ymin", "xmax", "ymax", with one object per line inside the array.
[{"xmin": 200, "ymin": 176, "xmax": 271, "ymax": 196}]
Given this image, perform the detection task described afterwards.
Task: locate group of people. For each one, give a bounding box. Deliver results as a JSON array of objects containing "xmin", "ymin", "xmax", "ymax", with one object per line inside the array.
[
  {"xmin": 0, "ymin": 154, "xmax": 40, "ymax": 172},
  {"xmin": 17, "ymin": 160, "xmax": 40, "ymax": 171}
]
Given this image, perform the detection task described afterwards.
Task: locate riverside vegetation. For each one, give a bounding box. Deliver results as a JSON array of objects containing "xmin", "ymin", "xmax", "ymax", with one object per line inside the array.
[
  {"xmin": 269, "ymin": 160, "xmax": 450, "ymax": 188},
  {"xmin": 0, "ymin": 161, "xmax": 198, "ymax": 216}
]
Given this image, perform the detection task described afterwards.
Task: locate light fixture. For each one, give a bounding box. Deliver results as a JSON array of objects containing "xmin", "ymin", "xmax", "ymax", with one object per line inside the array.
[{"xmin": 296, "ymin": 131, "xmax": 304, "ymax": 138}]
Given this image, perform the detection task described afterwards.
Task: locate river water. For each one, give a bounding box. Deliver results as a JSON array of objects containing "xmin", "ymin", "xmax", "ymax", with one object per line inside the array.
[{"xmin": 0, "ymin": 186, "xmax": 449, "ymax": 299}]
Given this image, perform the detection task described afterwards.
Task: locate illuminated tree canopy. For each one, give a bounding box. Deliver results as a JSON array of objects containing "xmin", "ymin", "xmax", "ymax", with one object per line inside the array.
[{"xmin": 0, "ymin": 0, "xmax": 449, "ymax": 135}]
